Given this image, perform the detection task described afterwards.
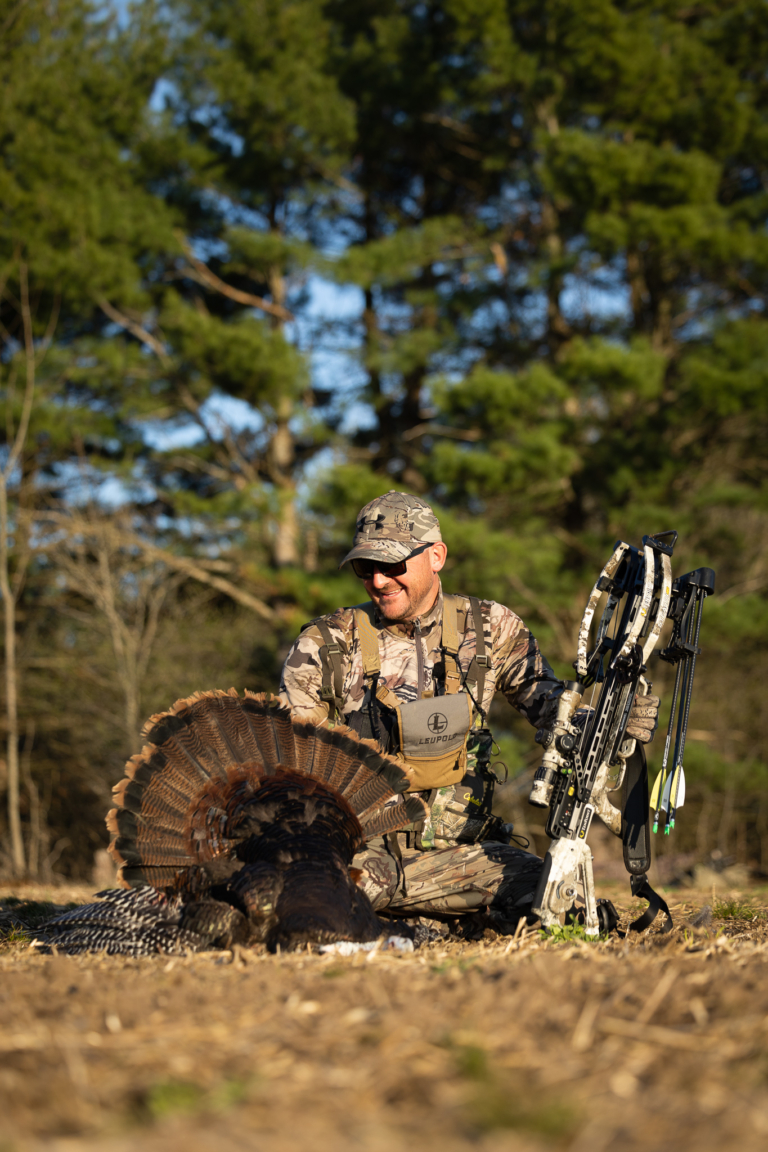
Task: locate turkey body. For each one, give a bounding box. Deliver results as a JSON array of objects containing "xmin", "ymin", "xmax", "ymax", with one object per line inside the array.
[{"xmin": 41, "ymin": 691, "xmax": 426, "ymax": 955}]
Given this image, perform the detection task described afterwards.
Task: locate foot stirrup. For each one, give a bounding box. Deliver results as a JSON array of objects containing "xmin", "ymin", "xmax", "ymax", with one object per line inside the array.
[{"xmin": 628, "ymin": 873, "xmax": 673, "ymax": 933}]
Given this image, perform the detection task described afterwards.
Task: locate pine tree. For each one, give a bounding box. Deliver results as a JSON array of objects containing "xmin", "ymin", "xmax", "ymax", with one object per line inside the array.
[{"xmin": 140, "ymin": 0, "xmax": 357, "ymax": 570}]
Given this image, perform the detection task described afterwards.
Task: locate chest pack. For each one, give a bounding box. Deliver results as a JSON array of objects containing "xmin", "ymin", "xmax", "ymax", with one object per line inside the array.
[{"xmin": 312, "ymin": 596, "xmax": 489, "ymax": 792}]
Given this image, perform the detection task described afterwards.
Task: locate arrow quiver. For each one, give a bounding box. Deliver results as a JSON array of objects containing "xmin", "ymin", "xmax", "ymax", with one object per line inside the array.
[{"xmin": 528, "ymin": 532, "xmax": 715, "ymax": 936}]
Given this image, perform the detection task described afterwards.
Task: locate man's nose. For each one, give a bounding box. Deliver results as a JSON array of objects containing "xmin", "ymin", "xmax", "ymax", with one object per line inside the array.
[{"xmin": 371, "ymin": 569, "xmax": 393, "ymax": 589}]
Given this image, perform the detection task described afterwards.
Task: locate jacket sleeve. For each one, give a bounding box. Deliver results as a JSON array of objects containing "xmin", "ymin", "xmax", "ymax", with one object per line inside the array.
[
  {"xmin": 490, "ymin": 604, "xmax": 563, "ymax": 728},
  {"xmin": 279, "ymin": 625, "xmax": 333, "ymax": 725}
]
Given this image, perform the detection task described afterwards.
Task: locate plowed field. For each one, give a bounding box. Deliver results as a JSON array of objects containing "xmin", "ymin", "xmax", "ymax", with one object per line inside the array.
[{"xmin": 2, "ymin": 884, "xmax": 768, "ymax": 1152}]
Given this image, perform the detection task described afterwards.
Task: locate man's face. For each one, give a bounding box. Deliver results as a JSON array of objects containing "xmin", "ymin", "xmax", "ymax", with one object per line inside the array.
[{"xmin": 362, "ymin": 543, "xmax": 447, "ymax": 622}]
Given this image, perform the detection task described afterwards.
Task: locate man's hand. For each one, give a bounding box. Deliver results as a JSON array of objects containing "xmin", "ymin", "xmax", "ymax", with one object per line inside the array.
[{"xmin": 626, "ymin": 694, "xmax": 660, "ymax": 744}]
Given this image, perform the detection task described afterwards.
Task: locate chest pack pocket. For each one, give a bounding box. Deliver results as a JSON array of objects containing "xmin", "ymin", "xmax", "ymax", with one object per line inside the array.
[{"xmin": 394, "ymin": 692, "xmax": 473, "ymax": 791}]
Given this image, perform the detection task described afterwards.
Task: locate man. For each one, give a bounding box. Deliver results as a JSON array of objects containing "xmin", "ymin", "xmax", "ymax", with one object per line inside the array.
[{"xmin": 281, "ymin": 491, "xmax": 658, "ymax": 930}]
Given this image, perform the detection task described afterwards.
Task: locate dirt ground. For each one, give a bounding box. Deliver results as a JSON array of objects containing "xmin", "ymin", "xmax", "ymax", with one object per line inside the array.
[{"xmin": 2, "ymin": 882, "xmax": 768, "ymax": 1152}]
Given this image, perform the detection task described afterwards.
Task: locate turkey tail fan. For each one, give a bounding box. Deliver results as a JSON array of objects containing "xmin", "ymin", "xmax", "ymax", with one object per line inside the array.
[
  {"xmin": 241, "ymin": 691, "xmax": 297, "ymax": 771},
  {"xmin": 141, "ymin": 689, "xmax": 293, "ymax": 778},
  {"xmin": 288, "ymin": 720, "xmax": 414, "ymax": 806},
  {"xmin": 108, "ymin": 689, "xmax": 293, "ymax": 889},
  {"xmin": 107, "ymin": 690, "xmax": 419, "ymax": 890},
  {"xmin": 359, "ymin": 796, "xmax": 429, "ymax": 839}
]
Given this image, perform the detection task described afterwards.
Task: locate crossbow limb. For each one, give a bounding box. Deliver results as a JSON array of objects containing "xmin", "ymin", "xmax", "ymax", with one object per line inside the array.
[{"xmin": 529, "ymin": 532, "xmax": 715, "ymax": 936}]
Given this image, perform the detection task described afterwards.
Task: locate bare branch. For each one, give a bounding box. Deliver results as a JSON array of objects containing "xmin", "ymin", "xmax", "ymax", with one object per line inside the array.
[
  {"xmin": 176, "ymin": 234, "xmax": 294, "ymax": 322},
  {"xmin": 0, "ymin": 0, "xmax": 29, "ymax": 38},
  {"xmin": 490, "ymin": 242, "xmax": 508, "ymax": 278},
  {"xmin": 167, "ymin": 452, "xmax": 234, "ymax": 486},
  {"xmin": 311, "ymin": 163, "xmax": 360, "ymax": 195},
  {"xmin": 136, "ymin": 572, "xmax": 185, "ymax": 683},
  {"xmin": 138, "ymin": 547, "xmax": 273, "ymax": 619},
  {"xmin": 10, "ymin": 497, "xmax": 33, "ymax": 602},
  {"xmin": 39, "ymin": 512, "xmax": 274, "ymax": 620},
  {"xmin": 401, "ymin": 422, "xmax": 482, "ymax": 442},
  {"xmin": 4, "ymin": 362, "xmax": 17, "ymax": 456},
  {"xmin": 717, "ymin": 574, "xmax": 768, "ymax": 604},
  {"xmin": 98, "ymin": 297, "xmax": 171, "ymax": 365},
  {"xmin": 421, "ymin": 112, "xmax": 482, "ymax": 142},
  {"xmin": 0, "ymin": 247, "xmax": 21, "ymax": 307},
  {"xmin": 176, "ymin": 384, "xmax": 260, "ymax": 484},
  {"xmin": 177, "ymin": 383, "xmax": 212, "ymax": 435},
  {"xmin": 552, "ymin": 527, "xmax": 595, "ymax": 558},
  {"xmin": 36, "ymin": 292, "xmax": 61, "ymax": 364},
  {"xmin": 212, "ymin": 413, "xmax": 260, "ymax": 486}
]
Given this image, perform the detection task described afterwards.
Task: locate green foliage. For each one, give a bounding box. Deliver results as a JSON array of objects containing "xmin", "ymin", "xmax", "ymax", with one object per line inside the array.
[
  {"xmin": 1, "ymin": 0, "xmax": 768, "ymax": 879},
  {"xmin": 0, "ymin": 0, "xmax": 174, "ymax": 307},
  {"xmin": 161, "ymin": 292, "xmax": 307, "ymax": 407},
  {"xmin": 713, "ymin": 899, "xmax": 761, "ymax": 922},
  {"xmin": 449, "ymin": 1039, "xmax": 578, "ymax": 1137},
  {"xmin": 540, "ymin": 922, "xmax": 608, "ymax": 945},
  {"xmin": 142, "ymin": 1076, "xmax": 249, "ymax": 1120}
]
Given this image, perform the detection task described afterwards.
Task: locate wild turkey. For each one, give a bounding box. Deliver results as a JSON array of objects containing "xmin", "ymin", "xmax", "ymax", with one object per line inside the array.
[{"xmin": 40, "ymin": 690, "xmax": 427, "ymax": 955}]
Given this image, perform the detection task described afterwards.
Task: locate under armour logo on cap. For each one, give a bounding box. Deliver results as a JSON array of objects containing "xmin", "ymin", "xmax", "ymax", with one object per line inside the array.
[{"xmin": 340, "ymin": 490, "xmax": 442, "ymax": 568}]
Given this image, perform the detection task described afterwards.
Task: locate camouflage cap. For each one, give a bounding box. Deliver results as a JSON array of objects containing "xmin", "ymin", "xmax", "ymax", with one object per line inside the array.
[{"xmin": 340, "ymin": 490, "xmax": 442, "ymax": 567}]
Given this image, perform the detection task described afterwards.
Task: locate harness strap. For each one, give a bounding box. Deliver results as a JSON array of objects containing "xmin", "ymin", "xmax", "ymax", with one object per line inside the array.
[
  {"xmin": 313, "ymin": 620, "xmax": 345, "ymax": 719},
  {"xmin": 464, "ymin": 596, "xmax": 489, "ymax": 714},
  {"xmin": 442, "ymin": 595, "xmax": 462, "ymax": 695},
  {"xmin": 354, "ymin": 606, "xmax": 402, "ymax": 710},
  {"xmin": 354, "ymin": 606, "xmax": 381, "ymax": 678},
  {"xmin": 355, "ymin": 596, "xmax": 486, "ymax": 705}
]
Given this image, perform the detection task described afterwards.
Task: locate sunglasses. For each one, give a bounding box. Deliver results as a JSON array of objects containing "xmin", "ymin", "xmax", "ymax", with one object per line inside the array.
[
  {"xmin": 351, "ymin": 557, "xmax": 407, "ymax": 580},
  {"xmin": 351, "ymin": 545, "xmax": 428, "ymax": 581}
]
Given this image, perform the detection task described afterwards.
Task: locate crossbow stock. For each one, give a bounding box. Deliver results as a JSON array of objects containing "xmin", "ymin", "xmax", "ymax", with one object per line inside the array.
[{"xmin": 529, "ymin": 532, "xmax": 715, "ymax": 936}]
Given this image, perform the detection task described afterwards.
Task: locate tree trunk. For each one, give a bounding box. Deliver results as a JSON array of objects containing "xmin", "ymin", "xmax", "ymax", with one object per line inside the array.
[
  {"xmin": 0, "ymin": 482, "xmax": 25, "ymax": 876},
  {"xmin": 21, "ymin": 723, "xmax": 39, "ymax": 878},
  {"xmin": 268, "ymin": 261, "xmax": 300, "ymax": 567},
  {"xmin": 540, "ymin": 198, "xmax": 570, "ymax": 351},
  {"xmin": 0, "ymin": 264, "xmax": 51, "ymax": 877},
  {"xmin": 626, "ymin": 248, "xmax": 647, "ymax": 332}
]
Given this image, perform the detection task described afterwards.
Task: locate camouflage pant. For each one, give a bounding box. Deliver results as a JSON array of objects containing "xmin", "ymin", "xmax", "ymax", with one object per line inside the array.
[{"xmin": 352, "ymin": 838, "xmax": 543, "ymax": 917}]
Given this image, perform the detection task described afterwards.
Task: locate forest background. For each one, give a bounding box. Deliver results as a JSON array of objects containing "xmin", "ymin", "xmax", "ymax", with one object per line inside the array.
[{"xmin": 1, "ymin": 0, "xmax": 767, "ymax": 881}]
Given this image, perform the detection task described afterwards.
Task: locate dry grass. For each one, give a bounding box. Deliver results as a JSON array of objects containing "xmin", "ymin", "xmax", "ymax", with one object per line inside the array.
[{"xmin": 2, "ymin": 884, "xmax": 768, "ymax": 1152}]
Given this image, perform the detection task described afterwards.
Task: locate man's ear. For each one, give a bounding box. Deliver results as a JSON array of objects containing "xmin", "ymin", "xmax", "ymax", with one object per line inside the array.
[{"xmin": 431, "ymin": 542, "xmax": 448, "ymax": 573}]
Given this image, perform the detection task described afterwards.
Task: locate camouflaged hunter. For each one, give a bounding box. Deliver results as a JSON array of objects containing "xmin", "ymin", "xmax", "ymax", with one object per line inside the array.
[{"xmin": 280, "ymin": 492, "xmax": 657, "ymax": 926}]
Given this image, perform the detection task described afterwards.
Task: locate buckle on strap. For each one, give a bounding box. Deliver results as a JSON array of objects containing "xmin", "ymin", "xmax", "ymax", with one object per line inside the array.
[{"xmin": 442, "ymin": 594, "xmax": 461, "ymax": 656}]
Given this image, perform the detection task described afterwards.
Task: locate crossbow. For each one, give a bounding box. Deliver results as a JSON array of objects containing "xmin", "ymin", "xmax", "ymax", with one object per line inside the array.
[{"xmin": 528, "ymin": 531, "xmax": 715, "ymax": 936}]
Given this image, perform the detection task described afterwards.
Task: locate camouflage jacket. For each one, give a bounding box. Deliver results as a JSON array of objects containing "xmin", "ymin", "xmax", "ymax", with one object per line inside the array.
[
  {"xmin": 280, "ymin": 583, "xmax": 561, "ymax": 731},
  {"xmin": 280, "ymin": 584, "xmax": 562, "ymax": 849}
]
